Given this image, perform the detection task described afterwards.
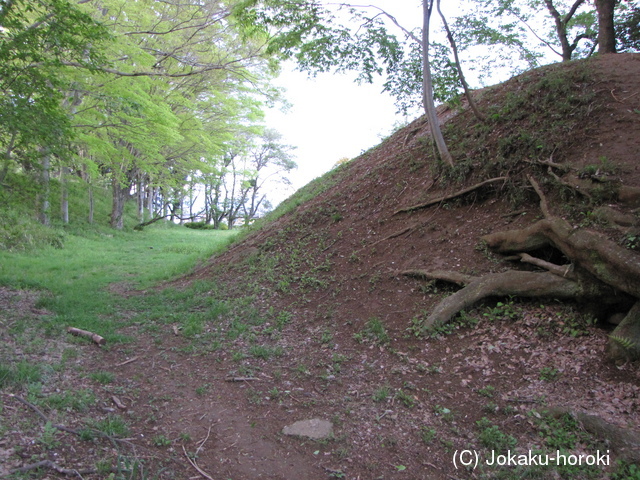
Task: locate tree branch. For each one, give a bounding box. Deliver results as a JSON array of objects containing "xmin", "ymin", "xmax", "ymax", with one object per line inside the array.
[
  {"xmin": 395, "ymin": 176, "xmax": 507, "ymax": 214},
  {"xmin": 436, "ymin": 0, "xmax": 486, "ymax": 122}
]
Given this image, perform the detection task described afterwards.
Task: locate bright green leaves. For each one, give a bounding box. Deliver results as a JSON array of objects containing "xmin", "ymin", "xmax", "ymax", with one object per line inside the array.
[{"xmin": 0, "ymin": 0, "xmax": 110, "ymax": 167}]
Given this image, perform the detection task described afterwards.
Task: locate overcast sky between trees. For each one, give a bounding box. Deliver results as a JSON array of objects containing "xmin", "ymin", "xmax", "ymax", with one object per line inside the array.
[{"xmin": 263, "ymin": 1, "xmax": 518, "ymax": 205}]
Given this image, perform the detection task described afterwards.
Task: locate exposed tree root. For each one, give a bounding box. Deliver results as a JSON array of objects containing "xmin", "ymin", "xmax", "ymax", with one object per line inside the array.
[
  {"xmin": 403, "ymin": 269, "xmax": 617, "ymax": 329},
  {"xmin": 546, "ymin": 407, "xmax": 640, "ymax": 462},
  {"xmin": 394, "ymin": 176, "xmax": 507, "ymax": 214},
  {"xmin": 481, "ymin": 217, "xmax": 640, "ymax": 298},
  {"xmin": 405, "ymin": 175, "xmax": 640, "ymax": 361}
]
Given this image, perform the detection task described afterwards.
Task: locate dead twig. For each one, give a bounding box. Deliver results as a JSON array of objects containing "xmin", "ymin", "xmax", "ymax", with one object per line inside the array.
[
  {"xmin": 10, "ymin": 395, "xmax": 80, "ymax": 435},
  {"xmin": 115, "ymin": 356, "xmax": 139, "ymax": 367},
  {"xmin": 10, "ymin": 394, "xmax": 134, "ymax": 446},
  {"xmin": 112, "ymin": 395, "xmax": 127, "ymax": 410},
  {"xmin": 611, "ymin": 88, "xmax": 623, "ymax": 102},
  {"xmin": 547, "ymin": 168, "xmax": 592, "ymax": 199},
  {"xmin": 182, "ymin": 445, "xmax": 214, "ymax": 480},
  {"xmin": 366, "ymin": 226, "xmax": 413, "ymax": 250},
  {"xmin": 525, "ymin": 158, "xmax": 569, "ymax": 172},
  {"xmin": 224, "ymin": 377, "xmax": 260, "ymax": 382},
  {"xmin": 195, "ymin": 425, "xmax": 212, "ymax": 456},
  {"xmin": 501, "ymin": 209, "xmax": 528, "ymax": 218}
]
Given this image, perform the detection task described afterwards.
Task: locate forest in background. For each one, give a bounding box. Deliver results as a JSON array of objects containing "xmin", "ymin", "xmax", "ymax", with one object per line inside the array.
[{"xmin": 0, "ymin": 0, "xmax": 639, "ymax": 239}]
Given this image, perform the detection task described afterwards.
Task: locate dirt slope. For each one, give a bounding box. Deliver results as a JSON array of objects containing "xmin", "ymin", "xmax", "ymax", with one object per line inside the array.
[
  {"xmin": 144, "ymin": 53, "xmax": 640, "ymax": 479},
  {"xmin": 5, "ymin": 54, "xmax": 638, "ymax": 480}
]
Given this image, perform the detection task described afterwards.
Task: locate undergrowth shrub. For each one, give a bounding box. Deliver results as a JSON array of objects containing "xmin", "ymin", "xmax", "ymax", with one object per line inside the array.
[{"xmin": 0, "ymin": 209, "xmax": 65, "ymax": 251}]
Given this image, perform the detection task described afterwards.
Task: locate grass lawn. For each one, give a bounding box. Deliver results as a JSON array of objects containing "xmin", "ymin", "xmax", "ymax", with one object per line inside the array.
[{"xmin": 0, "ymin": 224, "xmax": 237, "ymax": 342}]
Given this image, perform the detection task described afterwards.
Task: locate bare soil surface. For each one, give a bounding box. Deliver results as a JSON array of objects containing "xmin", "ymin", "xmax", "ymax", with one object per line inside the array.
[{"xmin": 2, "ymin": 54, "xmax": 640, "ymax": 480}]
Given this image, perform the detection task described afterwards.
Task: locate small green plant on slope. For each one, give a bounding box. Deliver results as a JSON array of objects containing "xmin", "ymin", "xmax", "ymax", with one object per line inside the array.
[
  {"xmin": 0, "ymin": 360, "xmax": 42, "ymax": 388},
  {"xmin": 395, "ymin": 389, "xmax": 415, "ymax": 408},
  {"xmin": 372, "ymin": 385, "xmax": 391, "ymax": 403},
  {"xmin": 354, "ymin": 317, "xmax": 389, "ymax": 345},
  {"xmin": 539, "ymin": 366, "xmax": 560, "ymax": 382},
  {"xmin": 612, "ymin": 461, "xmax": 640, "ymax": 480},
  {"xmin": 476, "ymin": 417, "xmax": 517, "ymax": 453},
  {"xmin": 528, "ymin": 411, "xmax": 603, "ymax": 479},
  {"xmin": 152, "ymin": 434, "xmax": 171, "ymax": 447},
  {"xmin": 89, "ymin": 371, "xmax": 114, "ymax": 384},
  {"xmin": 420, "ymin": 426, "xmax": 436, "ymax": 444},
  {"xmin": 483, "ymin": 299, "xmax": 520, "ymax": 322},
  {"xmin": 477, "ymin": 385, "xmax": 496, "ymax": 398}
]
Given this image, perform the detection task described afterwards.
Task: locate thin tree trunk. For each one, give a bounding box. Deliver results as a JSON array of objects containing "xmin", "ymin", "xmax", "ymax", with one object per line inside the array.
[
  {"xmin": 110, "ymin": 178, "xmax": 129, "ymax": 230},
  {"xmin": 136, "ymin": 177, "xmax": 145, "ymax": 222},
  {"xmin": 88, "ymin": 182, "xmax": 94, "ymax": 224},
  {"xmin": 60, "ymin": 167, "xmax": 69, "ymax": 224},
  {"xmin": 0, "ymin": 131, "xmax": 17, "ymax": 185},
  {"xmin": 39, "ymin": 150, "xmax": 51, "ymax": 226},
  {"xmin": 595, "ymin": 0, "xmax": 617, "ymax": 54},
  {"xmin": 146, "ymin": 185, "xmax": 154, "ymax": 217},
  {"xmin": 436, "ymin": 0, "xmax": 486, "ymax": 122},
  {"xmin": 422, "ymin": 0, "xmax": 454, "ymax": 167}
]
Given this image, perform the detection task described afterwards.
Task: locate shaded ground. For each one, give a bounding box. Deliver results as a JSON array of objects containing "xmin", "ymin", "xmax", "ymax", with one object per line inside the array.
[{"xmin": 2, "ymin": 54, "xmax": 640, "ymax": 479}]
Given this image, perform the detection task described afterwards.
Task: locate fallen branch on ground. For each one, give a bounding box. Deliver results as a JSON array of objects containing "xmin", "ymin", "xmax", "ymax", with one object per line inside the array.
[
  {"xmin": 115, "ymin": 356, "xmax": 139, "ymax": 367},
  {"xmin": 10, "ymin": 459, "xmax": 109, "ymax": 476},
  {"xmin": 67, "ymin": 327, "xmax": 106, "ymax": 346},
  {"xmin": 10, "ymin": 394, "xmax": 80, "ymax": 436},
  {"xmin": 10, "ymin": 394, "xmax": 135, "ymax": 446},
  {"xmin": 225, "ymin": 377, "xmax": 260, "ymax": 382},
  {"xmin": 183, "ymin": 445, "xmax": 214, "ymax": 480}
]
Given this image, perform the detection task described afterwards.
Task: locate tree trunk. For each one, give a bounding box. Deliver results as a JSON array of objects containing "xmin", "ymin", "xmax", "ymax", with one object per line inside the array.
[
  {"xmin": 436, "ymin": 0, "xmax": 486, "ymax": 121},
  {"xmin": 110, "ymin": 178, "xmax": 130, "ymax": 230},
  {"xmin": 595, "ymin": 0, "xmax": 617, "ymax": 54},
  {"xmin": 0, "ymin": 131, "xmax": 17, "ymax": 185},
  {"xmin": 38, "ymin": 150, "xmax": 51, "ymax": 226},
  {"xmin": 146, "ymin": 185, "xmax": 154, "ymax": 217},
  {"xmin": 60, "ymin": 166, "xmax": 69, "ymax": 224},
  {"xmin": 88, "ymin": 182, "xmax": 94, "ymax": 224},
  {"xmin": 136, "ymin": 178, "xmax": 144, "ymax": 222},
  {"xmin": 422, "ymin": 0, "xmax": 454, "ymax": 167}
]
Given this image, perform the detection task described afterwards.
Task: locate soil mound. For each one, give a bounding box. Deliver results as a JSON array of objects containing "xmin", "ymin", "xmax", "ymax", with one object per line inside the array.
[{"xmin": 167, "ymin": 53, "xmax": 640, "ymax": 479}]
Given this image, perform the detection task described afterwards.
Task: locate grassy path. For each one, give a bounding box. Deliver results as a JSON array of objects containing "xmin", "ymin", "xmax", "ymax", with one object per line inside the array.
[{"xmin": 0, "ymin": 225, "xmax": 237, "ymax": 341}]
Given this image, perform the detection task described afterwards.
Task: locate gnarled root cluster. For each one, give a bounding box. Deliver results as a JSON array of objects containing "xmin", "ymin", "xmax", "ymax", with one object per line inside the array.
[{"xmin": 404, "ymin": 177, "xmax": 640, "ymax": 362}]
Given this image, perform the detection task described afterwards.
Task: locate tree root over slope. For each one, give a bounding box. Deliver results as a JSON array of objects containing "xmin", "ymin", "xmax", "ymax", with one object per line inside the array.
[{"xmin": 403, "ymin": 176, "xmax": 640, "ymax": 361}]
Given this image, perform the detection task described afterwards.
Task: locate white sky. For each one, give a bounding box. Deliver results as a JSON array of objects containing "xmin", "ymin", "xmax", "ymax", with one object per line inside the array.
[
  {"xmin": 264, "ymin": 2, "xmax": 426, "ymax": 204},
  {"xmin": 264, "ymin": 68, "xmax": 407, "ymax": 200}
]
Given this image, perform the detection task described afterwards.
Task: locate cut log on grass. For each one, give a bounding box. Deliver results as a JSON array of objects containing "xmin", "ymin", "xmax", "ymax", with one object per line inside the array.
[{"xmin": 67, "ymin": 327, "xmax": 106, "ymax": 346}]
